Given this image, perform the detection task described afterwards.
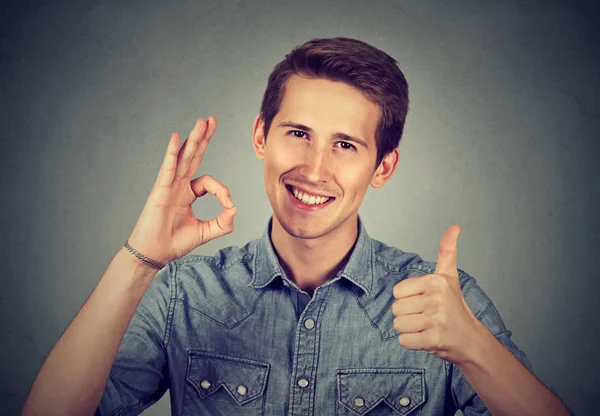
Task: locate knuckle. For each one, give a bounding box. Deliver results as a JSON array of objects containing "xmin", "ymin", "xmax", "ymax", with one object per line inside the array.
[
  {"xmin": 220, "ymin": 186, "xmax": 231, "ymax": 197},
  {"xmin": 429, "ymin": 312, "xmax": 441, "ymax": 328},
  {"xmin": 429, "ymin": 275, "xmax": 448, "ymax": 290},
  {"xmin": 430, "ymin": 293, "xmax": 444, "ymax": 309}
]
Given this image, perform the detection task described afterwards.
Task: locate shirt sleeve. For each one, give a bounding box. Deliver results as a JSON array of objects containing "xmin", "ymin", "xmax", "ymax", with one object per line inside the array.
[
  {"xmin": 95, "ymin": 262, "xmax": 174, "ymax": 416},
  {"xmin": 449, "ymin": 270, "xmax": 574, "ymax": 416}
]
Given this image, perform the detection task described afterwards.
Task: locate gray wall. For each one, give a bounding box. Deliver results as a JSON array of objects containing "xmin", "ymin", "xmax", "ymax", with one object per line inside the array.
[{"xmin": 1, "ymin": 0, "xmax": 598, "ymax": 414}]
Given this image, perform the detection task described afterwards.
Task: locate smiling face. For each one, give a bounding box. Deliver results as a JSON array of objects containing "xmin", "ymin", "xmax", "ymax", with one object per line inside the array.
[{"xmin": 252, "ymin": 74, "xmax": 399, "ymax": 241}]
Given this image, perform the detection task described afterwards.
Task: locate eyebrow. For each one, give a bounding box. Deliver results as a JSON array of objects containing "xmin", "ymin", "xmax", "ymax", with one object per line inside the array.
[{"xmin": 277, "ymin": 121, "xmax": 370, "ymax": 149}]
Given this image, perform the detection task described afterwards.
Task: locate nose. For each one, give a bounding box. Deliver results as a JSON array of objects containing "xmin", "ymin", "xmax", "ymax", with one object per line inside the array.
[{"xmin": 301, "ymin": 145, "xmax": 331, "ymax": 183}]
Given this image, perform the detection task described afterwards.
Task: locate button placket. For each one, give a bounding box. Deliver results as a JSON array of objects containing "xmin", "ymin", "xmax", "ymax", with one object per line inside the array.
[{"xmin": 288, "ymin": 285, "xmax": 332, "ymax": 415}]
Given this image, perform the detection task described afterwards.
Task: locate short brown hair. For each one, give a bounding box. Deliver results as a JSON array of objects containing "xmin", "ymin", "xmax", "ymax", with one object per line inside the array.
[{"xmin": 259, "ymin": 37, "xmax": 409, "ymax": 167}]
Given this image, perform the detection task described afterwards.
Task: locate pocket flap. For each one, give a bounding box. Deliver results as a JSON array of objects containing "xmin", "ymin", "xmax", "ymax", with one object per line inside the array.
[
  {"xmin": 337, "ymin": 368, "xmax": 426, "ymax": 415},
  {"xmin": 187, "ymin": 351, "xmax": 270, "ymax": 405}
]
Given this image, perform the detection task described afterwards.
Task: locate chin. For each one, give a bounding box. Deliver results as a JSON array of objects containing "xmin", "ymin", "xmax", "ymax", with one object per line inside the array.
[
  {"xmin": 277, "ymin": 214, "xmax": 334, "ymax": 240},
  {"xmin": 281, "ymin": 220, "xmax": 326, "ymax": 239}
]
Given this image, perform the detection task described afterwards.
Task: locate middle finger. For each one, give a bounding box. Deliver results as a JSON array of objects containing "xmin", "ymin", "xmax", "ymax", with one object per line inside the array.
[
  {"xmin": 174, "ymin": 118, "xmax": 208, "ymax": 180},
  {"xmin": 186, "ymin": 115, "xmax": 217, "ymax": 178}
]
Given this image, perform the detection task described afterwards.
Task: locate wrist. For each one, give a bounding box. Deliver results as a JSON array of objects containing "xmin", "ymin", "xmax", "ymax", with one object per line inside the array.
[
  {"xmin": 123, "ymin": 240, "xmax": 167, "ymax": 270},
  {"xmin": 118, "ymin": 246, "xmax": 164, "ymax": 275},
  {"xmin": 457, "ymin": 319, "xmax": 497, "ymax": 369}
]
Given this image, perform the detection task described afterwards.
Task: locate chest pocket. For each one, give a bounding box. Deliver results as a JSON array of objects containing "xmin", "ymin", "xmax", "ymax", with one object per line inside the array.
[
  {"xmin": 336, "ymin": 368, "xmax": 426, "ymax": 415},
  {"xmin": 184, "ymin": 351, "xmax": 270, "ymax": 416}
]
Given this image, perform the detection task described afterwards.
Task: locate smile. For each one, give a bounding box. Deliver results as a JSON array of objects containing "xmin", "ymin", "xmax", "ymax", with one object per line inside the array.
[{"xmin": 285, "ymin": 185, "xmax": 335, "ymax": 208}]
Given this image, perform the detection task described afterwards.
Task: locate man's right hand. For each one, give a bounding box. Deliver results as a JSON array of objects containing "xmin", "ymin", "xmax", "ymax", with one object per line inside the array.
[{"xmin": 127, "ymin": 116, "xmax": 236, "ymax": 266}]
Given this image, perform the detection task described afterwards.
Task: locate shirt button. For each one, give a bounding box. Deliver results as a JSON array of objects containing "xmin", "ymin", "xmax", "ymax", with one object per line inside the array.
[
  {"xmin": 399, "ymin": 397, "xmax": 411, "ymax": 407},
  {"xmin": 297, "ymin": 378, "xmax": 309, "ymax": 388},
  {"xmin": 304, "ymin": 318, "xmax": 315, "ymax": 329},
  {"xmin": 354, "ymin": 397, "xmax": 365, "ymax": 407},
  {"xmin": 237, "ymin": 385, "xmax": 247, "ymax": 396},
  {"xmin": 200, "ymin": 379, "xmax": 211, "ymax": 389}
]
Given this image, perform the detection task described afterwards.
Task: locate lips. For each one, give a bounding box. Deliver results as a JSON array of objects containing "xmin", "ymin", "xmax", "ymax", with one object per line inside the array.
[{"xmin": 285, "ymin": 184, "xmax": 336, "ymax": 210}]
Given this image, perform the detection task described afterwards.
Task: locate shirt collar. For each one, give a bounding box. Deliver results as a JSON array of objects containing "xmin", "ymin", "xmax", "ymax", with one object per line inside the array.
[{"xmin": 248, "ymin": 216, "xmax": 374, "ymax": 295}]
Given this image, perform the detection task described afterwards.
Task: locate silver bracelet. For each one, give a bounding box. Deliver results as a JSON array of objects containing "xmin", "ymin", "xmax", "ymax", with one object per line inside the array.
[{"xmin": 123, "ymin": 240, "xmax": 166, "ymax": 270}]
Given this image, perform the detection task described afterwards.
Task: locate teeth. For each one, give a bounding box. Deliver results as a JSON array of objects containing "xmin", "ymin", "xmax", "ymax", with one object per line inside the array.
[{"xmin": 290, "ymin": 186, "xmax": 331, "ymax": 205}]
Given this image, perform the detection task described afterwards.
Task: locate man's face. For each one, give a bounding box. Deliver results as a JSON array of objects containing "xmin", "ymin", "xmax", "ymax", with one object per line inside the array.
[{"xmin": 252, "ymin": 74, "xmax": 396, "ymax": 240}]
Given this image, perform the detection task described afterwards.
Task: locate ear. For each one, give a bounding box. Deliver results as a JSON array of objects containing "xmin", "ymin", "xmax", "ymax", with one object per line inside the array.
[
  {"xmin": 370, "ymin": 149, "xmax": 399, "ymax": 188},
  {"xmin": 252, "ymin": 115, "xmax": 266, "ymax": 160}
]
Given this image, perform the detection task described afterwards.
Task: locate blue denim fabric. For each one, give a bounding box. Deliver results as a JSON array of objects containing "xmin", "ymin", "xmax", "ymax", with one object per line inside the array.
[{"xmin": 96, "ymin": 218, "xmax": 565, "ymax": 415}]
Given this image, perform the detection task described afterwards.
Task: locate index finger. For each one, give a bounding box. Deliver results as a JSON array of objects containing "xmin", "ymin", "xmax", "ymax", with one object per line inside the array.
[
  {"xmin": 186, "ymin": 115, "xmax": 218, "ymax": 179},
  {"xmin": 392, "ymin": 275, "xmax": 426, "ymax": 299}
]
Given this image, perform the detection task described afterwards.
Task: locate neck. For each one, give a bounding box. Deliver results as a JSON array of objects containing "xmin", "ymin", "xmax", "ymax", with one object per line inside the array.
[{"xmin": 270, "ymin": 215, "xmax": 359, "ymax": 296}]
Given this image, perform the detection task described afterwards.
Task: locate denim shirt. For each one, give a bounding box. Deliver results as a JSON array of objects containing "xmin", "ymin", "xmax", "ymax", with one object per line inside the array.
[{"xmin": 96, "ymin": 218, "xmax": 561, "ymax": 416}]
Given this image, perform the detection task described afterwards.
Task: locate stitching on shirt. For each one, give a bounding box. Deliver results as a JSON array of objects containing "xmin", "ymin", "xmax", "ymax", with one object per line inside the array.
[
  {"xmin": 175, "ymin": 252, "xmax": 253, "ymax": 270},
  {"xmin": 107, "ymin": 404, "xmax": 123, "ymax": 416},
  {"xmin": 251, "ymin": 240, "xmax": 260, "ymax": 286},
  {"xmin": 371, "ymin": 246, "xmax": 423, "ymax": 273},
  {"xmin": 447, "ymin": 362, "xmax": 461, "ymax": 411},
  {"xmin": 308, "ymin": 284, "xmax": 332, "ymax": 415},
  {"xmin": 113, "ymin": 400, "xmax": 145, "ymax": 415},
  {"xmin": 348, "ymin": 289, "xmax": 394, "ymax": 341},
  {"xmin": 173, "ymin": 288, "xmax": 269, "ymax": 329},
  {"xmin": 368, "ymin": 239, "xmax": 375, "ymax": 293},
  {"xmin": 164, "ymin": 261, "xmax": 177, "ymax": 348}
]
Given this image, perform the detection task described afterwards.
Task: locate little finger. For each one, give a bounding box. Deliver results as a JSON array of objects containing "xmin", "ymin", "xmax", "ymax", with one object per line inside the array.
[{"xmin": 393, "ymin": 313, "xmax": 429, "ymax": 334}]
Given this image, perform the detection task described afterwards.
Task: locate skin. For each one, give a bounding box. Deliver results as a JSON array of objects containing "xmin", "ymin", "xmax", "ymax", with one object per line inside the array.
[
  {"xmin": 21, "ymin": 75, "xmax": 570, "ymax": 416},
  {"xmin": 252, "ymin": 74, "xmax": 399, "ymax": 295},
  {"xmin": 252, "ymin": 74, "xmax": 570, "ymax": 415}
]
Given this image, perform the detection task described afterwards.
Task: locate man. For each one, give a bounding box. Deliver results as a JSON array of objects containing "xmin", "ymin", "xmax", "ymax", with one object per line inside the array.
[{"xmin": 22, "ymin": 37, "xmax": 571, "ymax": 415}]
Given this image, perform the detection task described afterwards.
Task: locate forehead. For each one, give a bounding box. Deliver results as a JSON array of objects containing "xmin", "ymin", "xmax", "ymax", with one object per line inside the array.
[{"xmin": 276, "ymin": 75, "xmax": 380, "ymax": 143}]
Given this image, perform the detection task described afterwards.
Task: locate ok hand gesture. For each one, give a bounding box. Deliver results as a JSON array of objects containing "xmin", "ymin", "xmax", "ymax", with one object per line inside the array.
[
  {"xmin": 391, "ymin": 225, "xmax": 484, "ymax": 365},
  {"xmin": 127, "ymin": 117, "xmax": 237, "ymax": 266}
]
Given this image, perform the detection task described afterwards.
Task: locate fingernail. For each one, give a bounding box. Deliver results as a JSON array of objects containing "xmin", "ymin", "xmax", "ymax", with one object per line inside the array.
[{"xmin": 227, "ymin": 198, "xmax": 234, "ymax": 208}]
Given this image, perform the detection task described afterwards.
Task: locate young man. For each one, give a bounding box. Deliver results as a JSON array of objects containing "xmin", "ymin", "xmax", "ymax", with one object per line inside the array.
[{"xmin": 22, "ymin": 38, "xmax": 571, "ymax": 415}]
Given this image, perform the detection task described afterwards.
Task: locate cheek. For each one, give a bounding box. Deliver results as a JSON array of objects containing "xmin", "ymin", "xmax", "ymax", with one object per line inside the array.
[
  {"xmin": 265, "ymin": 141, "xmax": 298, "ymax": 174},
  {"xmin": 339, "ymin": 164, "xmax": 373, "ymax": 199}
]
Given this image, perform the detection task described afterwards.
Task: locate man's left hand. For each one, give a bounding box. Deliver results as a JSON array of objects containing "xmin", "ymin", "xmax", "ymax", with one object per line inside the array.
[{"xmin": 391, "ymin": 225, "xmax": 485, "ymax": 365}]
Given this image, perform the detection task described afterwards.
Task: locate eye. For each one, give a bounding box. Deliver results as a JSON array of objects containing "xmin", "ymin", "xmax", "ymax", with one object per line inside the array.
[
  {"xmin": 336, "ymin": 141, "xmax": 356, "ymax": 151},
  {"xmin": 289, "ymin": 130, "xmax": 307, "ymax": 138}
]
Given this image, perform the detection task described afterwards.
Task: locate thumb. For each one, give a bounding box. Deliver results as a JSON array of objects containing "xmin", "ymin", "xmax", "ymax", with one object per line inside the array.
[{"xmin": 434, "ymin": 224, "xmax": 460, "ymax": 276}]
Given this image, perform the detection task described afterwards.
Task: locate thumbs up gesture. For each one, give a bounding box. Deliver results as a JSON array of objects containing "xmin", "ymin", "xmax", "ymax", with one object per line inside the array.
[{"xmin": 391, "ymin": 225, "xmax": 485, "ymax": 365}]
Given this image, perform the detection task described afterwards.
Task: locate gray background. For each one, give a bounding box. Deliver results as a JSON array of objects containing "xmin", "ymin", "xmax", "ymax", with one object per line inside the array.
[{"xmin": 1, "ymin": 0, "xmax": 598, "ymax": 415}]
